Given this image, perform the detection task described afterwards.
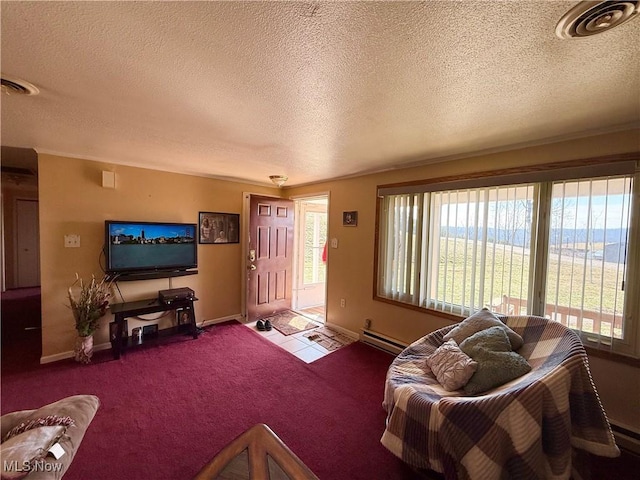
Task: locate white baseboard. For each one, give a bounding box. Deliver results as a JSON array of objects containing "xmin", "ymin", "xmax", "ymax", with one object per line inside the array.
[
  {"xmin": 40, "ymin": 341, "xmax": 112, "ymax": 364},
  {"xmin": 40, "ymin": 313, "xmax": 242, "ymax": 364},
  {"xmin": 324, "ymin": 321, "xmax": 359, "ymax": 340}
]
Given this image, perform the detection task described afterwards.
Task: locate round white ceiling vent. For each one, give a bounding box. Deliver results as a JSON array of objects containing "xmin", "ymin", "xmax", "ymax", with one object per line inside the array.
[
  {"xmin": 556, "ymin": 1, "xmax": 639, "ymax": 39},
  {"xmin": 1, "ymin": 75, "xmax": 39, "ymax": 96}
]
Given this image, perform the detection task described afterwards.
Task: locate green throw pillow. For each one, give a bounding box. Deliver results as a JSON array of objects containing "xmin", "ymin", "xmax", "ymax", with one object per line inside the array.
[
  {"xmin": 459, "ymin": 325, "xmax": 512, "ymax": 354},
  {"xmin": 443, "ymin": 308, "xmax": 524, "ymax": 350},
  {"xmin": 460, "ymin": 326, "xmax": 531, "ymax": 395}
]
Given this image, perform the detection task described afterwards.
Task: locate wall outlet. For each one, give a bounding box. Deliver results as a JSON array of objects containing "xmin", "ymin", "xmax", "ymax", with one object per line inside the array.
[
  {"xmin": 331, "ymin": 238, "xmax": 338, "ymax": 248},
  {"xmin": 364, "ymin": 318, "xmax": 372, "ymax": 329},
  {"xmin": 64, "ymin": 234, "xmax": 80, "ymax": 248},
  {"xmin": 340, "ymin": 298, "xmax": 346, "ymax": 308}
]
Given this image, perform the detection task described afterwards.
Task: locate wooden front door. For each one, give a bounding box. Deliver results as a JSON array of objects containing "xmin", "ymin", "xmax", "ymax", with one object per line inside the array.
[{"xmin": 247, "ymin": 195, "xmax": 294, "ymax": 321}]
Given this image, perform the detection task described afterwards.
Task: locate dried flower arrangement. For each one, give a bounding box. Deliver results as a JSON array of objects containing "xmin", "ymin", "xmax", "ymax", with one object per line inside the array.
[{"xmin": 68, "ymin": 274, "xmax": 112, "ymax": 363}]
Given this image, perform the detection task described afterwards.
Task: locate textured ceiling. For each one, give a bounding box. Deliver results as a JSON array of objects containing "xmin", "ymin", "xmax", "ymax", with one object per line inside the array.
[{"xmin": 1, "ymin": 1, "xmax": 639, "ymax": 187}]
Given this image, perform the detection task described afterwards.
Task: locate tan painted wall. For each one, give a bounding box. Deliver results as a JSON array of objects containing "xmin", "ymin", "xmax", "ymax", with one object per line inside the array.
[
  {"xmin": 38, "ymin": 154, "xmax": 276, "ymax": 358},
  {"xmin": 287, "ymin": 129, "xmax": 640, "ymax": 431}
]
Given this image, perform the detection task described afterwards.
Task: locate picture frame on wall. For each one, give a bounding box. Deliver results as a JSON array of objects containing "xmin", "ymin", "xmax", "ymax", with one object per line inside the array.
[
  {"xmin": 199, "ymin": 212, "xmax": 240, "ymax": 244},
  {"xmin": 343, "ymin": 211, "xmax": 358, "ymax": 227}
]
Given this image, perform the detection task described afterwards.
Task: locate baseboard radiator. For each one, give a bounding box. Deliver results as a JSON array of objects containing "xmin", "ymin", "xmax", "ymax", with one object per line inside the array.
[
  {"xmin": 611, "ymin": 422, "xmax": 640, "ymax": 454},
  {"xmin": 360, "ymin": 329, "xmax": 407, "ymax": 355}
]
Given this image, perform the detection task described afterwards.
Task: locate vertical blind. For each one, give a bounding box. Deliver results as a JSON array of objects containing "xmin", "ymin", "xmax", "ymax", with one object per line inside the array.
[
  {"xmin": 380, "ymin": 193, "xmax": 423, "ymax": 304},
  {"xmin": 544, "ymin": 176, "xmax": 632, "ymax": 347},
  {"xmin": 377, "ymin": 169, "xmax": 638, "ymax": 355},
  {"xmin": 426, "ymin": 185, "xmax": 535, "ymax": 316}
]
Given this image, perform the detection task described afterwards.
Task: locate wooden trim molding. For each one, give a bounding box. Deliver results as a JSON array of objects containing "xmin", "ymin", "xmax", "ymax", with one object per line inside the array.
[
  {"xmin": 584, "ymin": 345, "xmax": 640, "ymax": 368},
  {"xmin": 377, "ymin": 152, "xmax": 639, "ymax": 191},
  {"xmin": 373, "ymin": 295, "xmax": 463, "ymax": 323}
]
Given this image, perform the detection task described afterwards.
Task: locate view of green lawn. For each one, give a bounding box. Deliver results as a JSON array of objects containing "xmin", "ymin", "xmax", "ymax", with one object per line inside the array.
[{"xmin": 432, "ymin": 238, "xmax": 625, "ymax": 337}]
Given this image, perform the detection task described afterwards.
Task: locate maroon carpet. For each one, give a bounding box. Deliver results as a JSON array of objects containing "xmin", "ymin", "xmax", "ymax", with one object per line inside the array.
[
  {"xmin": 1, "ymin": 321, "xmax": 419, "ymax": 480},
  {"xmin": 1, "ymin": 287, "xmax": 42, "ymax": 373}
]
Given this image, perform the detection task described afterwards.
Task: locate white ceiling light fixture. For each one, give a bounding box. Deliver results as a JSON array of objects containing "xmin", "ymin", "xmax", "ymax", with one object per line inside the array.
[
  {"xmin": 556, "ymin": 1, "xmax": 639, "ymax": 39},
  {"xmin": 1, "ymin": 74, "xmax": 39, "ymax": 96},
  {"xmin": 269, "ymin": 175, "xmax": 288, "ymax": 187}
]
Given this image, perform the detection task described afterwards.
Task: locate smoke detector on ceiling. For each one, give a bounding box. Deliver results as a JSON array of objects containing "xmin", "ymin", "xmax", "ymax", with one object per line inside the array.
[
  {"xmin": 556, "ymin": 1, "xmax": 639, "ymax": 38},
  {"xmin": 1, "ymin": 75, "xmax": 39, "ymax": 96}
]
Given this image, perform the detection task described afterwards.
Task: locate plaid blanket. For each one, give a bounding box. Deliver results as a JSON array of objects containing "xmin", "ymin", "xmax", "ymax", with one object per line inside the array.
[{"xmin": 381, "ymin": 315, "xmax": 619, "ymax": 479}]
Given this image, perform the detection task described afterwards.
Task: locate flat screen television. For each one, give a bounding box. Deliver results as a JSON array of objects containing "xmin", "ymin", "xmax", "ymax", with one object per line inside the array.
[{"xmin": 105, "ymin": 220, "xmax": 197, "ymax": 278}]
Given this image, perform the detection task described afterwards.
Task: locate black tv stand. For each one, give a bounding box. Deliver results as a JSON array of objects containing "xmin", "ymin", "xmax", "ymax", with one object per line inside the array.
[{"xmin": 109, "ymin": 295, "xmax": 199, "ymax": 359}]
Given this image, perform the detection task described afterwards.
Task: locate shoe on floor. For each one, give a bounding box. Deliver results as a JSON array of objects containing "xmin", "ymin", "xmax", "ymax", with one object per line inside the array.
[
  {"xmin": 264, "ymin": 320, "xmax": 272, "ymax": 331},
  {"xmin": 256, "ymin": 320, "xmax": 265, "ymax": 331}
]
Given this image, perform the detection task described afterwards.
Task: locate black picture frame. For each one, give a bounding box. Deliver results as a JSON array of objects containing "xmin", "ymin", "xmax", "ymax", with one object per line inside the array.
[
  {"xmin": 199, "ymin": 212, "xmax": 240, "ymax": 244},
  {"xmin": 343, "ymin": 211, "xmax": 358, "ymax": 227}
]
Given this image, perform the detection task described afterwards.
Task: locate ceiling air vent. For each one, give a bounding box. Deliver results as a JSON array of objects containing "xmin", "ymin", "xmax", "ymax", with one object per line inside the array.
[
  {"xmin": 1, "ymin": 75, "xmax": 39, "ymax": 96},
  {"xmin": 556, "ymin": 1, "xmax": 639, "ymax": 38}
]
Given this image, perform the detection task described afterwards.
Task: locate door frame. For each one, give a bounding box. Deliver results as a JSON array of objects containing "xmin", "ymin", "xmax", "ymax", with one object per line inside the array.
[
  {"xmin": 241, "ymin": 191, "xmax": 331, "ymax": 322},
  {"xmin": 289, "ymin": 192, "xmax": 330, "ymax": 314},
  {"xmin": 241, "ymin": 191, "xmax": 283, "ymax": 322}
]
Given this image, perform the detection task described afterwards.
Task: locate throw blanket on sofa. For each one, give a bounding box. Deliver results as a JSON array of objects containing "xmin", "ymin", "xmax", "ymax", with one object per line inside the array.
[{"xmin": 381, "ymin": 315, "xmax": 619, "ymax": 480}]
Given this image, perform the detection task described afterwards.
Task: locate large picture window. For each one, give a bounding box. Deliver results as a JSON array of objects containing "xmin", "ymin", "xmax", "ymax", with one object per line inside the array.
[
  {"xmin": 376, "ymin": 157, "xmax": 640, "ymax": 357},
  {"xmin": 427, "ymin": 185, "xmax": 536, "ymax": 316}
]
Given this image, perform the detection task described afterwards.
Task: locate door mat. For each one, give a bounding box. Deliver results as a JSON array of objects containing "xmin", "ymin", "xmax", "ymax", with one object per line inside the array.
[
  {"xmin": 261, "ymin": 310, "xmax": 319, "ymax": 336},
  {"xmin": 303, "ymin": 327, "xmax": 355, "ymax": 351}
]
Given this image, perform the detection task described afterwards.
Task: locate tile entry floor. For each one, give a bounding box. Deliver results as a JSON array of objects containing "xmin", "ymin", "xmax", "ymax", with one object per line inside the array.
[{"xmin": 244, "ymin": 318, "xmax": 331, "ymax": 363}]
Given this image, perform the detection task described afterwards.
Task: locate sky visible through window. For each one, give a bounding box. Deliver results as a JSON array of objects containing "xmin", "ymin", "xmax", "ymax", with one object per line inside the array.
[{"xmin": 109, "ymin": 223, "xmax": 195, "ymax": 240}]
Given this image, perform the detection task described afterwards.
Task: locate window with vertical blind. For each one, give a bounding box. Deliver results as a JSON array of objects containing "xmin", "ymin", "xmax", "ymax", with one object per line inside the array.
[
  {"xmin": 375, "ymin": 156, "xmax": 640, "ymax": 357},
  {"xmin": 543, "ymin": 176, "xmax": 632, "ymax": 345}
]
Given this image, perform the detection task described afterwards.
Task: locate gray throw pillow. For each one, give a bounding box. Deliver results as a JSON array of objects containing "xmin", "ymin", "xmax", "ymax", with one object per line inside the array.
[
  {"xmin": 460, "ymin": 326, "xmax": 531, "ymax": 395},
  {"xmin": 425, "ymin": 339, "xmax": 478, "ymax": 391},
  {"xmin": 443, "ymin": 308, "xmax": 523, "ymax": 350}
]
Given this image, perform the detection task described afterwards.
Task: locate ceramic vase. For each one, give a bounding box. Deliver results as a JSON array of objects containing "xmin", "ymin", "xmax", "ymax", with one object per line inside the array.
[{"xmin": 74, "ymin": 335, "xmax": 94, "ymax": 364}]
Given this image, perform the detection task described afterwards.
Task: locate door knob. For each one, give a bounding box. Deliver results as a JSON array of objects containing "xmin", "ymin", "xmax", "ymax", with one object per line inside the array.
[{"xmin": 247, "ymin": 264, "xmax": 257, "ymax": 271}]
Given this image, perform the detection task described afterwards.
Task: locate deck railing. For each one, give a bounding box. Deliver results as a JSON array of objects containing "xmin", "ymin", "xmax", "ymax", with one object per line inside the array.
[{"xmin": 495, "ymin": 295, "xmax": 622, "ymax": 338}]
